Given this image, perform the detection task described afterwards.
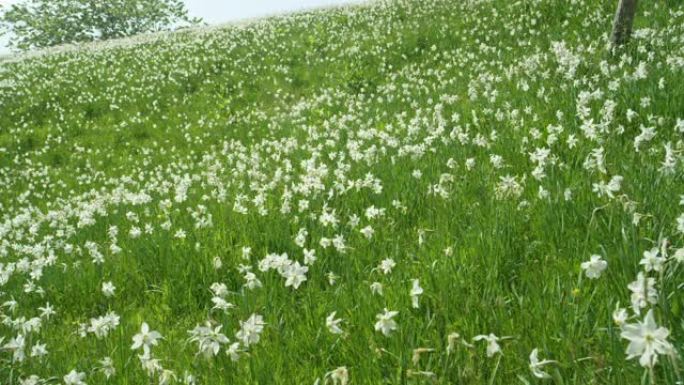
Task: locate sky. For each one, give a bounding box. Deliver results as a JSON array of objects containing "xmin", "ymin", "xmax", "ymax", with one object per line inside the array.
[{"xmin": 0, "ymin": 0, "xmax": 364, "ymax": 55}]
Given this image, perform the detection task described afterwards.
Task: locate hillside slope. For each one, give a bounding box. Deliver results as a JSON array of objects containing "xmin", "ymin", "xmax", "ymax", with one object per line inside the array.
[{"xmin": 1, "ymin": 0, "xmax": 683, "ymax": 383}]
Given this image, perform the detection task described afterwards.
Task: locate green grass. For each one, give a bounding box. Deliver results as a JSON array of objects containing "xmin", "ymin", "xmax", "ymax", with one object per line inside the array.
[{"xmin": 0, "ymin": 0, "xmax": 683, "ymax": 384}]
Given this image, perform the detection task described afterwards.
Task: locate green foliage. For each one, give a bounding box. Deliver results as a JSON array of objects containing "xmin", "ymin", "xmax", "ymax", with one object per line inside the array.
[
  {"xmin": 0, "ymin": 0, "xmax": 683, "ymax": 384},
  {"xmin": 0, "ymin": 0, "xmax": 201, "ymax": 50}
]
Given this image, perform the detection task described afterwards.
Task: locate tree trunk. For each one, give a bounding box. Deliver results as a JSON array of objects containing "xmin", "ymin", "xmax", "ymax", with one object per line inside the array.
[{"xmin": 611, "ymin": 0, "xmax": 638, "ymax": 47}]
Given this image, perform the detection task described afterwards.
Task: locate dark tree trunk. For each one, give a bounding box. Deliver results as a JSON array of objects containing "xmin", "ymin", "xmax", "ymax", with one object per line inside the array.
[{"xmin": 611, "ymin": 0, "xmax": 638, "ymax": 47}]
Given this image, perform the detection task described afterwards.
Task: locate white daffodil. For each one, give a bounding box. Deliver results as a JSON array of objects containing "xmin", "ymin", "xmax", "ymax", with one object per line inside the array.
[
  {"xmin": 620, "ymin": 309, "xmax": 673, "ymax": 368},
  {"xmin": 627, "ymin": 273, "xmax": 658, "ymax": 314},
  {"xmin": 374, "ymin": 308, "xmax": 398, "ymax": 336},
  {"xmin": 63, "ymin": 370, "xmax": 87, "ymax": 385},
  {"xmin": 580, "ymin": 254, "xmax": 607, "ymax": 279},
  {"xmin": 473, "ymin": 334, "xmax": 501, "ymax": 357},
  {"xmin": 528, "ymin": 348, "xmax": 556, "ymax": 379},
  {"xmin": 101, "ymin": 281, "xmax": 116, "ymax": 297},
  {"xmin": 131, "ymin": 322, "xmax": 162, "ymax": 355},
  {"xmin": 325, "ymin": 366, "xmax": 349, "ymax": 385},
  {"xmin": 639, "ymin": 247, "xmax": 665, "ymax": 272},
  {"xmin": 326, "ymin": 312, "xmax": 343, "ymax": 335},
  {"xmin": 410, "ymin": 279, "xmax": 424, "ymax": 308},
  {"xmin": 236, "ymin": 314, "xmax": 265, "ymax": 347}
]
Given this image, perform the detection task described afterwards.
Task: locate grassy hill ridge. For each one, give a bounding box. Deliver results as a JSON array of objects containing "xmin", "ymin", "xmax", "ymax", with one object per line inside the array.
[{"xmin": 0, "ymin": 0, "xmax": 683, "ymax": 384}]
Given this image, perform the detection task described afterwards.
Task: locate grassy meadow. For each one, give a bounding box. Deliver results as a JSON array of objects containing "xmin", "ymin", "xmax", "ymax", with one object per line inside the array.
[{"xmin": 0, "ymin": 0, "xmax": 684, "ymax": 384}]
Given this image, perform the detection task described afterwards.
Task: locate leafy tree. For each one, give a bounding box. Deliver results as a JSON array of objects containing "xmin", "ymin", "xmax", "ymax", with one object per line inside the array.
[{"xmin": 0, "ymin": 0, "xmax": 201, "ymax": 50}]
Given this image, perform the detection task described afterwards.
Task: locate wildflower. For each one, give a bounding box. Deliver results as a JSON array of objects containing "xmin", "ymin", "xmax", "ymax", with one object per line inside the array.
[
  {"xmin": 87, "ymin": 312, "xmax": 120, "ymax": 338},
  {"xmin": 243, "ymin": 272, "xmax": 262, "ymax": 290},
  {"xmin": 63, "ymin": 370, "xmax": 87, "ymax": 385},
  {"xmin": 226, "ymin": 342, "xmax": 242, "ymax": 362},
  {"xmin": 38, "ymin": 302, "xmax": 56, "ymax": 320},
  {"xmin": 210, "ymin": 282, "xmax": 229, "ymax": 298},
  {"xmin": 131, "ymin": 322, "xmax": 162, "ymax": 355},
  {"xmin": 99, "ymin": 357, "xmax": 116, "ymax": 379},
  {"xmin": 374, "ymin": 308, "xmax": 398, "ymax": 336},
  {"xmin": 326, "ymin": 312, "xmax": 343, "ymax": 335},
  {"xmin": 211, "ymin": 296, "xmax": 235, "ymax": 313},
  {"xmin": 235, "ymin": 314, "xmax": 265, "ymax": 347},
  {"xmin": 473, "ymin": 334, "xmax": 501, "ymax": 357},
  {"xmin": 580, "ymin": 255, "xmax": 607, "ymax": 279},
  {"xmin": 529, "ymin": 348, "xmax": 556, "ymax": 379},
  {"xmin": 241, "ymin": 246, "xmax": 252, "ymax": 260},
  {"xmin": 370, "ymin": 282, "xmax": 383, "ymax": 295},
  {"xmin": 187, "ymin": 322, "xmax": 229, "ymax": 358},
  {"xmin": 465, "ymin": 158, "xmax": 476, "ymax": 170},
  {"xmin": 139, "ymin": 353, "xmax": 162, "ymax": 376},
  {"xmin": 627, "ymin": 273, "xmax": 658, "ymax": 314},
  {"xmin": 360, "ymin": 225, "xmax": 374, "ymax": 239},
  {"xmin": 621, "ymin": 309, "xmax": 673, "ymax": 368},
  {"xmin": 592, "ymin": 175, "xmax": 623, "ymax": 199},
  {"xmin": 613, "ymin": 306, "xmax": 628, "ymax": 326},
  {"xmin": 676, "ymin": 213, "xmax": 684, "ymax": 234},
  {"xmin": 3, "ymin": 334, "xmax": 26, "ymax": 362},
  {"xmin": 19, "ymin": 375, "xmax": 43, "ymax": 385},
  {"xmin": 639, "ymin": 247, "xmax": 665, "ymax": 272},
  {"xmin": 378, "ymin": 258, "xmax": 396, "ymax": 274},
  {"xmin": 412, "ymin": 347, "xmax": 434, "ymax": 365},
  {"xmin": 30, "ymin": 342, "xmax": 47, "ymax": 358},
  {"xmin": 326, "ymin": 272, "xmax": 339, "ymax": 285},
  {"xmin": 102, "ymin": 281, "xmax": 116, "ymax": 297},
  {"xmin": 284, "ymin": 261, "xmax": 308, "ymax": 289},
  {"xmin": 159, "ymin": 370, "xmax": 176, "ymax": 385},
  {"xmin": 212, "ymin": 256, "xmax": 223, "ymax": 270},
  {"xmin": 183, "ymin": 372, "xmax": 197, "ymax": 385},
  {"xmin": 325, "ymin": 366, "xmax": 349, "ymax": 385},
  {"xmin": 410, "ymin": 279, "xmax": 423, "ymax": 308},
  {"xmin": 674, "ymin": 248, "xmax": 684, "ymax": 263},
  {"xmin": 303, "ymin": 249, "xmax": 317, "ymax": 265}
]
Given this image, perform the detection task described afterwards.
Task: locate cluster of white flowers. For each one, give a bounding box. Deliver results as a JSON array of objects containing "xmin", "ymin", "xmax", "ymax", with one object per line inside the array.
[{"xmin": 0, "ymin": 0, "xmax": 683, "ymax": 383}]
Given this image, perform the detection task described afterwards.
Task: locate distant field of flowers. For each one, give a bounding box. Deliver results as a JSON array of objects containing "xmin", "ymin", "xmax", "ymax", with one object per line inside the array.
[{"xmin": 1, "ymin": 0, "xmax": 683, "ymax": 384}]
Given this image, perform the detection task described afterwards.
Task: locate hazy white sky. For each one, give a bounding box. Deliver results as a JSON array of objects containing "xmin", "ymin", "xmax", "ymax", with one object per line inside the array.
[{"xmin": 0, "ymin": 0, "xmax": 363, "ymax": 55}]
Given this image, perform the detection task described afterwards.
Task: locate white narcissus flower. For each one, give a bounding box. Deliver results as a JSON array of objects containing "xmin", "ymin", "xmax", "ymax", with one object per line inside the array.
[
  {"xmin": 410, "ymin": 279, "xmax": 424, "ymax": 308},
  {"xmin": 303, "ymin": 249, "xmax": 316, "ymax": 265},
  {"xmin": 529, "ymin": 348, "xmax": 556, "ymax": 379},
  {"xmin": 99, "ymin": 357, "xmax": 116, "ymax": 379},
  {"xmin": 639, "ymin": 247, "xmax": 665, "ymax": 272},
  {"xmin": 378, "ymin": 258, "xmax": 396, "ymax": 274},
  {"xmin": 369, "ymin": 282, "xmax": 383, "ymax": 296},
  {"xmin": 447, "ymin": 332, "xmax": 471, "ymax": 354},
  {"xmin": 326, "ymin": 312, "xmax": 343, "ymax": 335},
  {"xmin": 412, "ymin": 347, "xmax": 434, "ymax": 365},
  {"xmin": 30, "ymin": 342, "xmax": 48, "ymax": 357},
  {"xmin": 131, "ymin": 322, "xmax": 162, "ymax": 355},
  {"xmin": 283, "ymin": 261, "xmax": 308, "ymax": 289},
  {"xmin": 360, "ymin": 225, "xmax": 374, "ymax": 239},
  {"xmin": 674, "ymin": 248, "xmax": 684, "ymax": 263},
  {"xmin": 159, "ymin": 369, "xmax": 176, "ymax": 385},
  {"xmin": 627, "ymin": 273, "xmax": 658, "ymax": 314},
  {"xmin": 473, "ymin": 334, "xmax": 501, "ymax": 357},
  {"xmin": 235, "ymin": 314, "xmax": 265, "ymax": 347},
  {"xmin": 580, "ymin": 254, "xmax": 607, "ymax": 279},
  {"xmin": 101, "ymin": 281, "xmax": 116, "ymax": 297},
  {"xmin": 63, "ymin": 370, "xmax": 87, "ymax": 385},
  {"xmin": 325, "ymin": 366, "xmax": 349, "ymax": 385},
  {"xmin": 613, "ymin": 307, "xmax": 628, "ymax": 326},
  {"xmin": 187, "ymin": 322, "xmax": 229, "ymax": 358},
  {"xmin": 374, "ymin": 308, "xmax": 398, "ymax": 336},
  {"xmin": 226, "ymin": 342, "xmax": 242, "ymax": 362},
  {"xmin": 676, "ymin": 213, "xmax": 684, "ymax": 234},
  {"xmin": 620, "ymin": 309, "xmax": 673, "ymax": 368}
]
